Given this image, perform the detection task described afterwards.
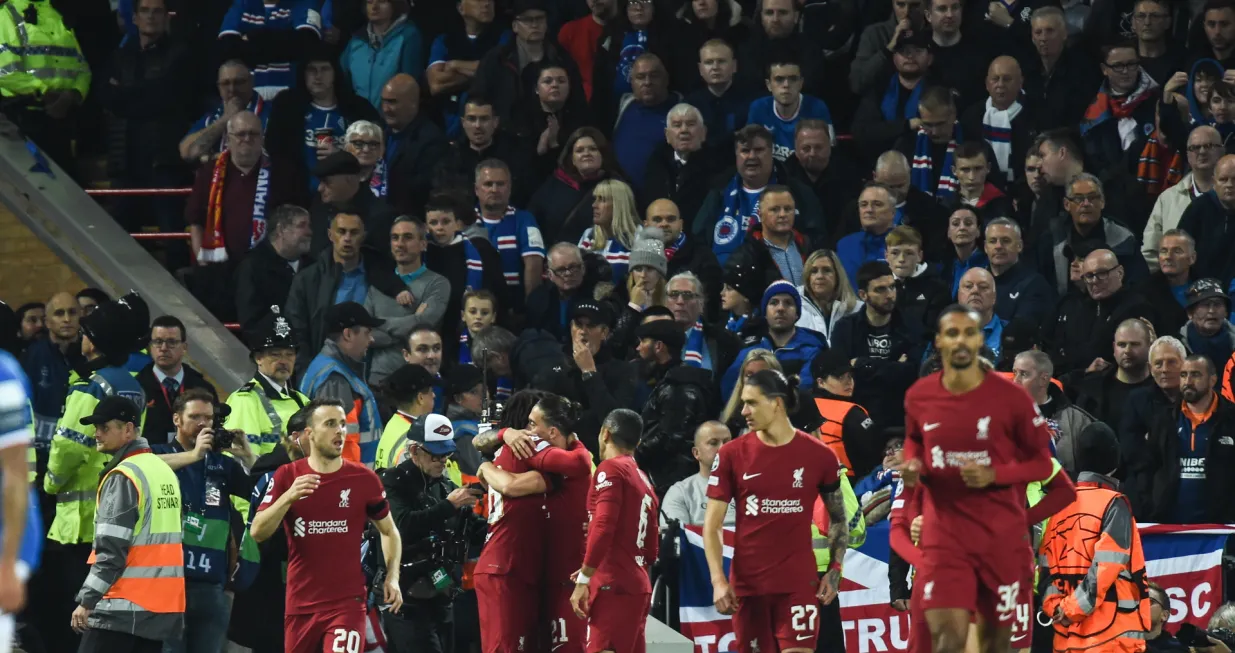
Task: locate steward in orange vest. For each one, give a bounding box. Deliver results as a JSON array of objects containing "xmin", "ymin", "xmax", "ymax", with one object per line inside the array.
[
  {"xmin": 801, "ymin": 351, "xmax": 880, "ymax": 477},
  {"xmin": 72, "ymin": 396, "xmax": 186, "ymax": 647},
  {"xmin": 1040, "ymin": 425, "xmax": 1150, "ymax": 653}
]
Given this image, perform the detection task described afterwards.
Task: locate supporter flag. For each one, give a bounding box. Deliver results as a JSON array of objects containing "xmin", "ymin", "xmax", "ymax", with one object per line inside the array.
[{"xmin": 679, "ymin": 523, "xmax": 1235, "ymax": 653}]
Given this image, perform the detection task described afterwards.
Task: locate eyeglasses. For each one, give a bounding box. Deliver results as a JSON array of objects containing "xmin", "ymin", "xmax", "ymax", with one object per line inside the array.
[
  {"xmin": 550, "ymin": 263, "xmax": 583, "ymax": 276},
  {"xmin": 1082, "ymin": 265, "xmax": 1121, "ymax": 284},
  {"xmin": 350, "ymin": 140, "xmax": 381, "ymax": 150},
  {"xmin": 667, "ymin": 290, "xmax": 699, "ymax": 301},
  {"xmin": 1103, "ymin": 61, "xmax": 1140, "ymax": 73},
  {"xmin": 427, "ymin": 452, "xmax": 455, "ymax": 463},
  {"xmin": 1188, "ymin": 143, "xmax": 1223, "ymax": 153},
  {"xmin": 150, "ymin": 338, "xmax": 183, "ymax": 348},
  {"xmin": 1067, "ymin": 193, "xmax": 1103, "ymax": 205}
]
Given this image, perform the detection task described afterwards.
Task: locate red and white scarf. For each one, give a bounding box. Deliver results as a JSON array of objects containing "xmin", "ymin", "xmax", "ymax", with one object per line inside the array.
[{"xmin": 200, "ymin": 151, "xmax": 271, "ymax": 263}]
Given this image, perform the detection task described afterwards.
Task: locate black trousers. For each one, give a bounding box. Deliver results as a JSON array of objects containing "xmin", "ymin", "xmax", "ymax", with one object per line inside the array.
[
  {"xmin": 384, "ymin": 598, "xmax": 453, "ymax": 653},
  {"xmin": 816, "ymin": 592, "xmax": 845, "ymax": 653},
  {"xmin": 78, "ymin": 628, "xmax": 163, "ymax": 653}
]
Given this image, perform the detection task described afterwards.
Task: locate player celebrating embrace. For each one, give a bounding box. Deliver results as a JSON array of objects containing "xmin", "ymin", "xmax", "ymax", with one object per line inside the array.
[
  {"xmin": 569, "ymin": 409, "xmax": 660, "ymax": 653},
  {"xmin": 250, "ymin": 399, "xmax": 403, "ymax": 653},
  {"xmin": 704, "ymin": 370, "xmax": 849, "ymax": 653},
  {"xmin": 901, "ymin": 305, "xmax": 1074, "ymax": 653}
]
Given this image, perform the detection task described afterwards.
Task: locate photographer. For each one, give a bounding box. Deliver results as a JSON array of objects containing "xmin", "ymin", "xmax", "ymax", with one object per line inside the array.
[
  {"xmin": 379, "ymin": 413, "xmax": 485, "ymax": 653},
  {"xmin": 152, "ymin": 388, "xmax": 258, "ymax": 653}
]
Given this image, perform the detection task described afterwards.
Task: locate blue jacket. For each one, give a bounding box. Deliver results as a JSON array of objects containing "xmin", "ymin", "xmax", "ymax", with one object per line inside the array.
[
  {"xmin": 721, "ymin": 327, "xmax": 827, "ymax": 399},
  {"xmin": 341, "ymin": 20, "xmax": 425, "ymax": 109},
  {"xmin": 20, "ymin": 336, "xmax": 72, "ymax": 445},
  {"xmin": 837, "ymin": 229, "xmax": 889, "ymax": 291}
]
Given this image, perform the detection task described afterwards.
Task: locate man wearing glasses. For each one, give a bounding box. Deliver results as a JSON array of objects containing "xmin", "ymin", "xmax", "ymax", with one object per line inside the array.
[
  {"xmin": 1143, "ymin": 126, "xmax": 1222, "ymax": 269},
  {"xmin": 136, "ymin": 316, "xmax": 218, "ymax": 446},
  {"xmin": 526, "ymin": 244, "xmax": 595, "ymax": 342},
  {"xmin": 1050, "ymin": 249, "xmax": 1158, "ymax": 378},
  {"xmin": 1037, "ymin": 172, "xmax": 1150, "ymax": 296},
  {"xmin": 1081, "ymin": 42, "xmax": 1163, "ymax": 184}
]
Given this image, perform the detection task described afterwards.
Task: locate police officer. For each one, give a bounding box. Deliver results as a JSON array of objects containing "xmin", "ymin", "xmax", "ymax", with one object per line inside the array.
[
  {"xmin": 379, "ymin": 414, "xmax": 484, "ymax": 653},
  {"xmin": 45, "ymin": 294, "xmax": 148, "ymax": 653},
  {"xmin": 153, "ymin": 388, "xmax": 260, "ymax": 653},
  {"xmin": 225, "ymin": 307, "xmax": 307, "ymax": 458}
]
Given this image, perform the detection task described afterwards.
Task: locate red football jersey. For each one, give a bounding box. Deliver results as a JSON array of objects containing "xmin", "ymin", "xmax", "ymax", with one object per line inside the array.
[
  {"xmin": 258, "ymin": 458, "xmax": 389, "ymax": 615},
  {"xmin": 903, "ymin": 372, "xmax": 1054, "ymax": 555},
  {"xmin": 582, "ymin": 455, "xmax": 660, "ymax": 594},
  {"xmin": 542, "ymin": 440, "xmax": 594, "ymax": 584},
  {"xmin": 707, "ymin": 430, "xmax": 841, "ymax": 596}
]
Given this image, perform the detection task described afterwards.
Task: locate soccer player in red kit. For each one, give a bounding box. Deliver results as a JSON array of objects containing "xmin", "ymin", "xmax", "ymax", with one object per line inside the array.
[
  {"xmin": 704, "ymin": 369, "xmax": 850, "ymax": 653},
  {"xmin": 249, "ymin": 399, "xmax": 404, "ymax": 653},
  {"xmin": 900, "ymin": 306, "xmax": 1074, "ymax": 653},
  {"xmin": 569, "ymin": 408, "xmax": 659, "ymax": 653},
  {"xmin": 475, "ymin": 395, "xmax": 592, "ymax": 653}
]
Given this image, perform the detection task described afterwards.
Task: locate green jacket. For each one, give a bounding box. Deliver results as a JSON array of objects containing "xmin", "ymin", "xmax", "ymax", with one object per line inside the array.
[{"xmin": 44, "ymin": 368, "xmax": 147, "ymax": 544}]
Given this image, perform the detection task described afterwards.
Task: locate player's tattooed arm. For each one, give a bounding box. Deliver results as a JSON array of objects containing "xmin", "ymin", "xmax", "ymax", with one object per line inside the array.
[
  {"xmin": 472, "ymin": 428, "xmax": 502, "ymax": 454},
  {"xmin": 823, "ymin": 488, "xmax": 850, "ymax": 563}
]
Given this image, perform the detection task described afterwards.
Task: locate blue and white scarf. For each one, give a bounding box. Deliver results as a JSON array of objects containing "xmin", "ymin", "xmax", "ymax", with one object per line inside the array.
[
  {"xmin": 725, "ymin": 314, "xmax": 749, "ymax": 334},
  {"xmin": 478, "ymin": 206, "xmax": 523, "ymax": 287},
  {"xmin": 881, "ymin": 76, "xmax": 924, "ymax": 122},
  {"xmin": 712, "ymin": 172, "xmax": 778, "ymax": 263},
  {"xmin": 981, "ymin": 98, "xmax": 1022, "ymax": 182},
  {"xmin": 458, "ymin": 327, "xmax": 513, "ymax": 401},
  {"xmin": 683, "ymin": 320, "xmax": 706, "ymax": 368},
  {"xmin": 579, "ymin": 228, "xmax": 632, "ymax": 285},
  {"xmin": 912, "ymin": 124, "xmax": 960, "ymax": 200},
  {"xmin": 462, "ymin": 236, "xmax": 484, "ymax": 291}
]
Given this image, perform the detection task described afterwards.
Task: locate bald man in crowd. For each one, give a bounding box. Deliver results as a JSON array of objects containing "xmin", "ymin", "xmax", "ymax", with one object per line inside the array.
[
  {"xmin": 961, "ymin": 56, "xmax": 1034, "ymax": 184},
  {"xmin": 381, "ymin": 73, "xmax": 449, "ymax": 216},
  {"xmin": 661, "ymin": 421, "xmax": 736, "ymax": 527},
  {"xmin": 1178, "ymin": 154, "xmax": 1235, "ymax": 287}
]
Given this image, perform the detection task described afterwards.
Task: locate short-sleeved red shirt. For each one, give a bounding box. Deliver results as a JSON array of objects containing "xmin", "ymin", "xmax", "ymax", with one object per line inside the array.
[
  {"xmin": 707, "ymin": 430, "xmax": 841, "ymax": 596},
  {"xmin": 258, "ymin": 458, "xmax": 389, "ymax": 615},
  {"xmin": 583, "ymin": 455, "xmax": 660, "ymax": 594}
]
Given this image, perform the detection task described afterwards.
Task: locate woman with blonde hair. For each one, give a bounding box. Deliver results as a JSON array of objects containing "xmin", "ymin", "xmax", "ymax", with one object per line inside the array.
[
  {"xmin": 798, "ymin": 249, "xmax": 861, "ymax": 345},
  {"xmin": 579, "ymin": 179, "xmax": 640, "ymax": 284},
  {"xmin": 608, "ymin": 228, "xmax": 669, "ymax": 357},
  {"xmin": 720, "ymin": 349, "xmax": 782, "ymax": 436}
]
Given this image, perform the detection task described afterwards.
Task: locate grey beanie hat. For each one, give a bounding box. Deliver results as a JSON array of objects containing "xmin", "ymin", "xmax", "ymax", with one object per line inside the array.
[{"xmin": 628, "ymin": 227, "xmax": 668, "ymax": 276}]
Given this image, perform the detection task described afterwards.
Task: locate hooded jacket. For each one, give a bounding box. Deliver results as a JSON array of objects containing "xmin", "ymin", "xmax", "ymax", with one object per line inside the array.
[
  {"xmin": 638, "ymin": 363, "xmax": 719, "ymax": 494},
  {"xmin": 796, "ymin": 291, "xmax": 862, "ymax": 346},
  {"xmin": 1142, "ymin": 172, "xmax": 1199, "ymax": 272},
  {"xmin": 341, "ymin": 18, "xmax": 425, "ymax": 109},
  {"xmin": 719, "ymin": 326, "xmax": 828, "ymax": 399},
  {"xmin": 1040, "ymin": 381, "xmax": 1097, "ymax": 477}
]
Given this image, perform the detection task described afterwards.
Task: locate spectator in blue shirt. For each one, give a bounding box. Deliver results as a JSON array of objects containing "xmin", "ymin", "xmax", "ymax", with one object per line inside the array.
[
  {"xmin": 838, "ymin": 183, "xmax": 897, "ymax": 290},
  {"xmin": 218, "ymin": 0, "xmax": 322, "ymax": 99},
  {"xmin": 747, "ymin": 55, "xmax": 834, "ymax": 162},
  {"xmin": 341, "ymin": 0, "xmax": 425, "ymax": 110},
  {"xmin": 179, "ymin": 61, "xmax": 273, "ymax": 164},
  {"xmin": 475, "ymin": 159, "xmax": 547, "ymax": 312}
]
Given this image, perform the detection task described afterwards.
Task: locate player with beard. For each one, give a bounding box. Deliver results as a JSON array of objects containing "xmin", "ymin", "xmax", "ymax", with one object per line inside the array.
[
  {"xmin": 475, "ymin": 395, "xmax": 593, "ymax": 653},
  {"xmin": 250, "ymin": 399, "xmax": 404, "ymax": 653},
  {"xmin": 900, "ymin": 305, "xmax": 1074, "ymax": 653},
  {"xmin": 570, "ymin": 409, "xmax": 660, "ymax": 653},
  {"xmin": 704, "ymin": 369, "xmax": 848, "ymax": 653}
]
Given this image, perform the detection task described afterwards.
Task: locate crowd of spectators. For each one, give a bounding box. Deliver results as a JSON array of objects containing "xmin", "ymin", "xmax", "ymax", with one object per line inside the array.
[{"xmin": 15, "ymin": 0, "xmax": 1235, "ymax": 648}]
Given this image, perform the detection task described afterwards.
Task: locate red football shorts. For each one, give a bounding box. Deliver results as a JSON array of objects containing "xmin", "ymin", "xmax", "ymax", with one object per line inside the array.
[
  {"xmin": 586, "ymin": 590, "xmax": 650, "ymax": 653},
  {"xmin": 284, "ymin": 602, "xmax": 366, "ymax": 653},
  {"xmin": 546, "ymin": 582, "xmax": 586, "ymax": 653},
  {"xmin": 476, "ymin": 574, "xmax": 540, "ymax": 653},
  {"xmin": 916, "ymin": 545, "xmax": 1034, "ymax": 630},
  {"xmin": 731, "ymin": 588, "xmax": 820, "ymax": 653}
]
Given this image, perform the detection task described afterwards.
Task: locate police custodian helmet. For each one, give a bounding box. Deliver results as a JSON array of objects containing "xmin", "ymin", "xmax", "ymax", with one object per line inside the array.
[{"xmin": 248, "ymin": 305, "xmax": 297, "ymax": 353}]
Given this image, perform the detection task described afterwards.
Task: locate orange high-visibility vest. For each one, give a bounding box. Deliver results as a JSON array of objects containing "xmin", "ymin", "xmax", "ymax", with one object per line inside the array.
[
  {"xmin": 813, "ymin": 397, "xmax": 864, "ymax": 476},
  {"xmin": 343, "ymin": 398, "xmax": 362, "ymax": 464},
  {"xmin": 87, "ymin": 453, "xmax": 186, "ymax": 615},
  {"xmin": 1040, "ymin": 482, "xmax": 1150, "ymax": 653},
  {"xmin": 1222, "ymin": 354, "xmax": 1235, "ymax": 403}
]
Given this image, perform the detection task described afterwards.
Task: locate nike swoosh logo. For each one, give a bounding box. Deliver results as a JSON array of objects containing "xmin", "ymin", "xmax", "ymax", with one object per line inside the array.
[
  {"xmin": 1010, "ymin": 635, "xmax": 1027, "ymax": 643},
  {"xmin": 796, "ymin": 635, "xmax": 812, "ymax": 641},
  {"xmin": 923, "ymin": 423, "xmax": 941, "ymax": 431},
  {"xmin": 743, "ymin": 473, "xmax": 762, "ymax": 480}
]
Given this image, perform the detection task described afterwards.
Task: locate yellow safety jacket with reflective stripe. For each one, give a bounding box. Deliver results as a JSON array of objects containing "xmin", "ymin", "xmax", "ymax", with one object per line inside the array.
[
  {"xmin": 811, "ymin": 472, "xmax": 866, "ymax": 570},
  {"xmin": 87, "ymin": 452, "xmax": 185, "ymax": 615},
  {"xmin": 0, "ymin": 0, "xmax": 90, "ymax": 98},
  {"xmin": 225, "ymin": 377, "xmax": 307, "ymax": 518},
  {"xmin": 375, "ymin": 412, "xmax": 462, "ymax": 484}
]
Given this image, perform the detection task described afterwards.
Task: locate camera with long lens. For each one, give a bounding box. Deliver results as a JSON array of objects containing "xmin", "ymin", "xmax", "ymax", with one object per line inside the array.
[{"xmin": 398, "ymin": 517, "xmax": 483, "ymax": 601}]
